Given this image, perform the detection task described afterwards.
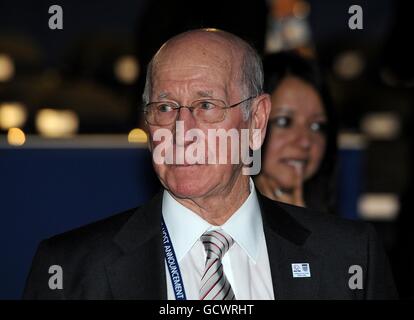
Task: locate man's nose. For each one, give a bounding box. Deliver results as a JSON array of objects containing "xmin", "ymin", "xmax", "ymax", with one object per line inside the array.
[
  {"xmin": 177, "ymin": 107, "xmax": 198, "ymax": 128},
  {"xmin": 173, "ymin": 107, "xmax": 198, "ymax": 146}
]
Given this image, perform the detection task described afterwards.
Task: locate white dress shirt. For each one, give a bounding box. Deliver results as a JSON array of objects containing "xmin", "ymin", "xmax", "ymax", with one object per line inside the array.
[{"xmin": 162, "ymin": 179, "xmax": 275, "ymax": 300}]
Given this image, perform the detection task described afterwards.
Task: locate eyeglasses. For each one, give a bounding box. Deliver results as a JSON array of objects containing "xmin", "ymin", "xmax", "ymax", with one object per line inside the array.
[{"xmin": 144, "ymin": 96, "xmax": 255, "ymax": 126}]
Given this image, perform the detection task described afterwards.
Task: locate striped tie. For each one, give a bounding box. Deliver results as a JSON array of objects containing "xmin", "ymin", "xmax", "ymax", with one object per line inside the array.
[{"xmin": 199, "ymin": 229, "xmax": 236, "ymax": 300}]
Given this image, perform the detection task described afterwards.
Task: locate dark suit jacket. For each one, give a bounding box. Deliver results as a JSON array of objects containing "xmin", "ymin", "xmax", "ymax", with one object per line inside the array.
[{"xmin": 23, "ymin": 191, "xmax": 398, "ymax": 299}]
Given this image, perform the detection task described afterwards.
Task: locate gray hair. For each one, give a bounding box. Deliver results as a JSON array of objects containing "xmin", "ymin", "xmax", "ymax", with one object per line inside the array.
[
  {"xmin": 142, "ymin": 30, "xmax": 264, "ymax": 121},
  {"xmin": 142, "ymin": 59, "xmax": 154, "ymax": 107},
  {"xmin": 238, "ymin": 41, "xmax": 264, "ymax": 120}
]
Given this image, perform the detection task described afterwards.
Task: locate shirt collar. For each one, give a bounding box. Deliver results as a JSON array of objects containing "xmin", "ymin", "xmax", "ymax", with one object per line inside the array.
[{"xmin": 162, "ymin": 178, "xmax": 264, "ymax": 263}]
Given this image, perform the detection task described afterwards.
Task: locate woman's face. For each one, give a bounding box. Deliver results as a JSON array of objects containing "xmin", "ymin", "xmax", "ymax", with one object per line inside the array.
[{"xmin": 262, "ymin": 76, "xmax": 327, "ymax": 190}]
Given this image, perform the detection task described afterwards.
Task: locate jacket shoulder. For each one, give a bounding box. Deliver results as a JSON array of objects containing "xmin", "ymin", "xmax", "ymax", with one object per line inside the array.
[
  {"xmin": 36, "ymin": 205, "xmax": 150, "ymax": 273},
  {"xmin": 276, "ymin": 200, "xmax": 371, "ymax": 239},
  {"xmin": 47, "ymin": 207, "xmax": 138, "ymax": 248}
]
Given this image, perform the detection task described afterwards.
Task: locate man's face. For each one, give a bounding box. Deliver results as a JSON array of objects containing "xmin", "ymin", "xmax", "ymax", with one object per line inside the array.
[{"xmin": 146, "ymin": 37, "xmax": 248, "ymax": 199}]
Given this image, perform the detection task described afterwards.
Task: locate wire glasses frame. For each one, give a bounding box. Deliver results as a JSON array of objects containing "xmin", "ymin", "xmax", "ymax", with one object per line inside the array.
[{"xmin": 143, "ymin": 96, "xmax": 256, "ymax": 126}]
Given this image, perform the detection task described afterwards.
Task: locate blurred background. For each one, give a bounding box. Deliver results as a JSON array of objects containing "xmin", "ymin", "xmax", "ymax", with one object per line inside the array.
[{"xmin": 0, "ymin": 0, "xmax": 413, "ymax": 299}]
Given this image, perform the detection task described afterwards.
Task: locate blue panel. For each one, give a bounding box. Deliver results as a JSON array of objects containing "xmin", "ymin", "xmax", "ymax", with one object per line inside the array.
[
  {"xmin": 0, "ymin": 147, "xmax": 160, "ymax": 299},
  {"xmin": 337, "ymin": 148, "xmax": 364, "ymax": 220}
]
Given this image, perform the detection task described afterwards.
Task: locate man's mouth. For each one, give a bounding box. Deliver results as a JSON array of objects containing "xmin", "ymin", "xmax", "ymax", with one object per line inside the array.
[{"xmin": 171, "ymin": 163, "xmax": 200, "ymax": 167}]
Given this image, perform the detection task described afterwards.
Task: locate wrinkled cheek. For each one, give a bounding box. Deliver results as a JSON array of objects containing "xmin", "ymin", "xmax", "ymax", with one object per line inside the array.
[
  {"xmin": 149, "ymin": 130, "xmax": 175, "ymax": 165},
  {"xmin": 203, "ymin": 132, "xmax": 241, "ymax": 165}
]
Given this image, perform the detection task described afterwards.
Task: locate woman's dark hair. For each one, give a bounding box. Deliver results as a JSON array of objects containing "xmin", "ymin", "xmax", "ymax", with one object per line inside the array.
[{"xmin": 262, "ymin": 51, "xmax": 338, "ymax": 214}]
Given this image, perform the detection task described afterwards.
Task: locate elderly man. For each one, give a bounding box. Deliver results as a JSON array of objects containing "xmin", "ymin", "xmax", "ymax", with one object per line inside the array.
[{"xmin": 24, "ymin": 29, "xmax": 397, "ymax": 300}]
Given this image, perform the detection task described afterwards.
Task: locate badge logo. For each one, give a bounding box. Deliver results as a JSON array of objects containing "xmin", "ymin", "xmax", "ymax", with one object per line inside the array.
[{"xmin": 291, "ymin": 263, "xmax": 311, "ymax": 278}]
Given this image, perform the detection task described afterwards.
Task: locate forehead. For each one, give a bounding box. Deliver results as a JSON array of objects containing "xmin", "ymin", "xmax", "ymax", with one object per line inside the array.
[
  {"xmin": 152, "ymin": 64, "xmax": 230, "ymax": 98},
  {"xmin": 150, "ymin": 35, "xmax": 241, "ymax": 97},
  {"xmin": 271, "ymin": 77, "xmax": 325, "ymax": 116},
  {"xmin": 155, "ymin": 33, "xmax": 236, "ymax": 68}
]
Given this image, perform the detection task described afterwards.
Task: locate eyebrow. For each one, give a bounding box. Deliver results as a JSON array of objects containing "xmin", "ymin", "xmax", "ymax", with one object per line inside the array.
[
  {"xmin": 274, "ymin": 107, "xmax": 327, "ymax": 119},
  {"xmin": 157, "ymin": 92, "xmax": 169, "ymax": 99},
  {"xmin": 196, "ymin": 90, "xmax": 214, "ymax": 98},
  {"xmin": 312, "ymin": 113, "xmax": 327, "ymax": 119},
  {"xmin": 157, "ymin": 90, "xmax": 214, "ymax": 100}
]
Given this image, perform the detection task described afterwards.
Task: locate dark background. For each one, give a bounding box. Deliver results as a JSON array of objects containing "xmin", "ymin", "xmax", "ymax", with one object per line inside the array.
[{"xmin": 0, "ymin": 0, "xmax": 413, "ymax": 299}]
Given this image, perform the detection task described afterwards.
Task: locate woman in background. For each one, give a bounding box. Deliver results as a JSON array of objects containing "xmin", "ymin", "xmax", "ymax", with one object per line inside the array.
[{"xmin": 255, "ymin": 51, "xmax": 338, "ymax": 214}]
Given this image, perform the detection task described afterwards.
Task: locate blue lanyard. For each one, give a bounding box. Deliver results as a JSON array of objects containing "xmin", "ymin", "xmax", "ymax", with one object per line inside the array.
[{"xmin": 161, "ymin": 217, "xmax": 187, "ymax": 300}]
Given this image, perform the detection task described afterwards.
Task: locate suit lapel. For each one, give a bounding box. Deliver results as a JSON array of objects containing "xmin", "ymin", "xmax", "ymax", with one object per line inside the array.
[
  {"xmin": 105, "ymin": 192, "xmax": 167, "ymax": 299},
  {"xmin": 258, "ymin": 192, "xmax": 322, "ymax": 299},
  {"xmin": 104, "ymin": 189, "xmax": 322, "ymax": 299},
  {"xmin": 265, "ymin": 229, "xmax": 322, "ymax": 299}
]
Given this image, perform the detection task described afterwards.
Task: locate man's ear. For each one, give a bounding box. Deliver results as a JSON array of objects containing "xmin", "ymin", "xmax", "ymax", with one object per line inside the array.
[{"xmin": 249, "ymin": 93, "xmax": 271, "ymax": 150}]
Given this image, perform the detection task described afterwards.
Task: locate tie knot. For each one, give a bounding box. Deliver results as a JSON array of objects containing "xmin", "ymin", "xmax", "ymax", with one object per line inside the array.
[{"xmin": 201, "ymin": 229, "xmax": 234, "ymax": 260}]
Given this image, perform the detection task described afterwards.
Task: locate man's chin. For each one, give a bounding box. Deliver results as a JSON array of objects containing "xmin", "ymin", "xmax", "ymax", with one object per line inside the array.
[
  {"xmin": 166, "ymin": 181, "xmax": 213, "ymax": 199},
  {"xmin": 164, "ymin": 168, "xmax": 213, "ymax": 198}
]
